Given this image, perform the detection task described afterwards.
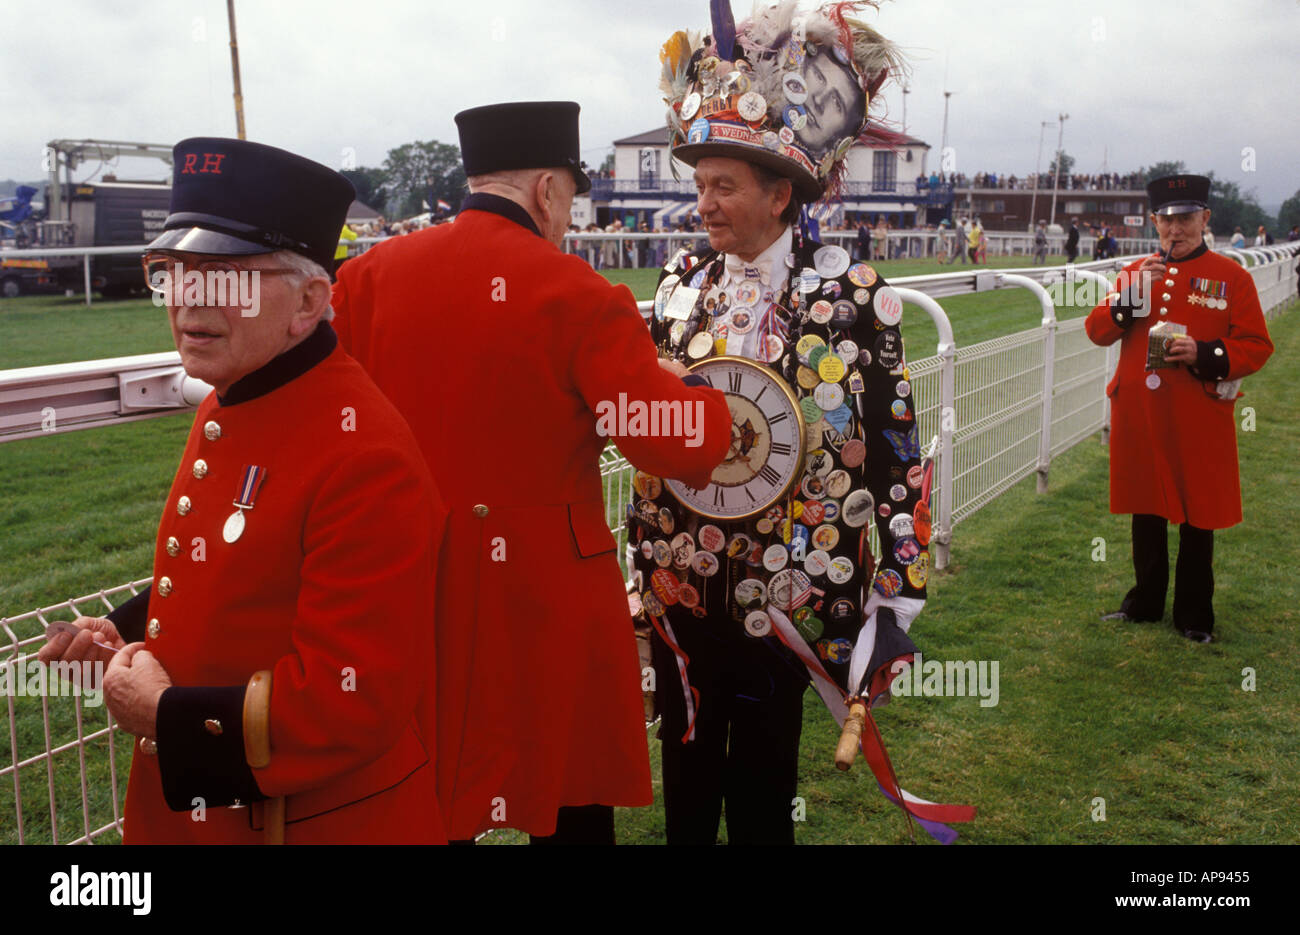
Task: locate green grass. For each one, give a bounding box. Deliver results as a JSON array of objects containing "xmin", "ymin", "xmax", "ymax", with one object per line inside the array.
[
  {"xmin": 1, "ymin": 279, "xmax": 1294, "ymax": 845},
  {"xmin": 0, "ymin": 294, "xmax": 175, "ymax": 370}
]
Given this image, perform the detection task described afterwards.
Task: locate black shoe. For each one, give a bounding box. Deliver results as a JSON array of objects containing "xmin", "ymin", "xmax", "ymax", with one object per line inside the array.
[{"xmin": 1181, "ymin": 629, "xmax": 1214, "ymax": 644}]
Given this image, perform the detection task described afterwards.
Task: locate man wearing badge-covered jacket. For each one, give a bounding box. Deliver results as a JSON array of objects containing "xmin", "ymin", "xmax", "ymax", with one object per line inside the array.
[
  {"xmin": 1086, "ymin": 173, "xmax": 1273, "ymax": 643},
  {"xmin": 638, "ymin": 2, "xmax": 936, "ymax": 845},
  {"xmin": 332, "ymin": 101, "xmax": 730, "ymax": 843},
  {"xmin": 38, "ymin": 139, "xmax": 446, "ymax": 843}
]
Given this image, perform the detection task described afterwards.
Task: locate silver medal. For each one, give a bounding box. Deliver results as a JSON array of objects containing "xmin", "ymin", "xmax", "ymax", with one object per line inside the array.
[{"xmin": 223, "ymin": 508, "xmax": 246, "ymax": 543}]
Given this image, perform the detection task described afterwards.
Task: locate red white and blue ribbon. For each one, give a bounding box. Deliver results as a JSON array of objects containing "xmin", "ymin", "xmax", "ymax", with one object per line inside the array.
[{"xmin": 235, "ymin": 464, "xmax": 267, "ymax": 509}]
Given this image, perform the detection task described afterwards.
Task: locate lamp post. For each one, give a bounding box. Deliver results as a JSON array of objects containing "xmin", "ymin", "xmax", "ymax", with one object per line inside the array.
[
  {"xmin": 1048, "ymin": 112, "xmax": 1069, "ymax": 228},
  {"xmin": 1028, "ymin": 120, "xmax": 1052, "ymax": 232}
]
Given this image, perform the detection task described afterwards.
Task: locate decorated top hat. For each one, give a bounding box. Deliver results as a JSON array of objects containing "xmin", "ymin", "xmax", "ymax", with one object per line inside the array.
[
  {"xmin": 660, "ymin": 0, "xmax": 900, "ymax": 202},
  {"xmin": 150, "ymin": 138, "xmax": 355, "ymax": 273}
]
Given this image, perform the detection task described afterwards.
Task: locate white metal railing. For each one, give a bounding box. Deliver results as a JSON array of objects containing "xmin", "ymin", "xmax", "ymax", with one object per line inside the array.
[{"xmin": 1, "ymin": 246, "xmax": 1296, "ymax": 843}]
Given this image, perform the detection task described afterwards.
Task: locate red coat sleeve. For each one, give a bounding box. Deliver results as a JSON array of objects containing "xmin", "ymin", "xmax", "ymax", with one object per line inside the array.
[
  {"xmin": 1085, "ymin": 259, "xmax": 1142, "ymax": 347},
  {"xmin": 254, "ymin": 445, "xmax": 442, "ymax": 797},
  {"xmin": 1220, "ymin": 266, "xmax": 1273, "ymax": 380},
  {"xmin": 571, "ymin": 284, "xmax": 730, "ymax": 490}
]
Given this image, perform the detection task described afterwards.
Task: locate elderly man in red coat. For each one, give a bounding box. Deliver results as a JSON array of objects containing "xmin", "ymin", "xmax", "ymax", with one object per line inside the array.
[
  {"xmin": 1086, "ymin": 174, "xmax": 1273, "ymax": 643},
  {"xmin": 333, "ymin": 101, "xmax": 730, "ymax": 843},
  {"xmin": 39, "ymin": 138, "xmax": 447, "ymax": 842}
]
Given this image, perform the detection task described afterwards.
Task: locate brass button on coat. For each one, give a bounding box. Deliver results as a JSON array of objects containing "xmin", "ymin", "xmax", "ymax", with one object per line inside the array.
[
  {"xmin": 157, "ymin": 576, "xmax": 173, "ymax": 597},
  {"xmin": 473, "ymin": 504, "xmax": 489, "ymax": 518},
  {"xmin": 177, "ymin": 496, "xmax": 192, "ymax": 516},
  {"xmin": 139, "ymin": 737, "xmax": 157, "ymax": 755},
  {"xmin": 165, "ymin": 536, "xmax": 180, "ymax": 557},
  {"xmin": 147, "ymin": 618, "xmax": 161, "ymax": 639},
  {"xmin": 204, "ymin": 719, "xmax": 223, "ymax": 736},
  {"xmin": 192, "ymin": 459, "xmax": 208, "ymax": 479},
  {"xmin": 203, "ymin": 421, "xmax": 222, "ymax": 441}
]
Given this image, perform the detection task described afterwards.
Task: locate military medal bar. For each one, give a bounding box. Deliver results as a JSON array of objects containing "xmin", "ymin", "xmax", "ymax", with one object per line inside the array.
[{"xmin": 223, "ymin": 464, "xmax": 267, "ymax": 543}]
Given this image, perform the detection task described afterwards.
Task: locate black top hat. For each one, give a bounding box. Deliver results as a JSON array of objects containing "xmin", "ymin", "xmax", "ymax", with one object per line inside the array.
[
  {"xmin": 1147, "ymin": 174, "xmax": 1211, "ymax": 216},
  {"xmin": 149, "ymin": 138, "xmax": 355, "ymax": 272},
  {"xmin": 455, "ymin": 101, "xmax": 591, "ymax": 194}
]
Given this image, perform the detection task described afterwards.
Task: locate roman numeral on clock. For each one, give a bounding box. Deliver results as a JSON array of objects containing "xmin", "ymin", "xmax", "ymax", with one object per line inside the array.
[
  {"xmin": 728, "ymin": 372, "xmax": 743, "ymax": 393},
  {"xmin": 769, "ymin": 412, "xmax": 788, "ymax": 425},
  {"xmin": 757, "ymin": 464, "xmax": 781, "ymax": 486},
  {"xmin": 713, "ymin": 486, "xmax": 726, "ymax": 508},
  {"xmin": 771, "ymin": 441, "xmax": 792, "ymax": 457}
]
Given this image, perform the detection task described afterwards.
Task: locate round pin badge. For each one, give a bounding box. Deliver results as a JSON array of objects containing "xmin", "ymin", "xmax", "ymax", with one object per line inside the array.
[
  {"xmin": 812, "ymin": 523, "xmax": 839, "ymax": 551},
  {"xmin": 783, "ymin": 104, "xmax": 807, "ymax": 131},
  {"xmin": 896, "ymin": 379, "xmax": 911, "ymax": 398},
  {"xmin": 829, "ymin": 598, "xmax": 855, "ymax": 625},
  {"xmin": 858, "ymin": 348, "xmax": 873, "ymax": 368},
  {"xmin": 678, "ymin": 582, "xmax": 701, "ymax": 608},
  {"xmin": 658, "ymin": 507, "xmax": 675, "ymax": 534},
  {"xmin": 813, "ymin": 245, "xmax": 851, "ymax": 281},
  {"xmin": 890, "ymin": 399, "xmax": 909, "ymax": 420},
  {"xmin": 847, "ymin": 263, "xmax": 878, "ymax": 288},
  {"xmin": 827, "ymin": 555, "xmax": 853, "ymax": 584},
  {"xmin": 802, "ymin": 499, "xmax": 826, "ymax": 525},
  {"xmin": 726, "ymin": 534, "xmax": 752, "ymax": 560},
  {"xmin": 873, "ymin": 286, "xmax": 904, "ymax": 326},
  {"xmin": 735, "ymin": 578, "xmax": 767, "ymax": 609},
  {"xmin": 799, "ymin": 396, "xmax": 824, "ymax": 423},
  {"xmin": 762, "ymin": 130, "xmax": 781, "ymax": 151},
  {"xmin": 794, "ymin": 613, "xmax": 824, "ymax": 643},
  {"xmin": 817, "ymin": 355, "xmax": 846, "ymax": 383},
  {"xmin": 825, "ymin": 469, "xmax": 851, "ymax": 499},
  {"xmin": 810, "ymin": 300, "xmax": 833, "ymax": 324},
  {"xmin": 729, "ymin": 308, "xmax": 756, "ymax": 334},
  {"xmin": 907, "ymin": 465, "xmax": 924, "ymax": 488},
  {"xmin": 633, "ymin": 471, "xmax": 662, "ymax": 500},
  {"xmin": 733, "ymin": 280, "xmax": 761, "ymax": 307},
  {"xmin": 671, "ymin": 532, "xmax": 695, "ymax": 568},
  {"xmin": 799, "ymin": 268, "xmax": 820, "ymax": 294},
  {"xmin": 764, "ymin": 334, "xmax": 786, "ymax": 363},
  {"xmin": 813, "ymin": 381, "xmax": 844, "ymax": 412},
  {"xmin": 687, "ymin": 332, "xmax": 714, "ymax": 359},
  {"xmin": 795, "ymin": 333, "xmax": 826, "ymax": 361},
  {"xmin": 840, "ymin": 438, "xmax": 867, "ymax": 468},
  {"xmin": 680, "ymin": 91, "xmax": 702, "ymax": 120},
  {"xmin": 873, "ymin": 568, "xmax": 904, "ymax": 598},
  {"xmin": 800, "ymin": 476, "xmax": 826, "ymax": 501},
  {"xmin": 744, "ymin": 610, "xmax": 773, "ymax": 638},
  {"xmin": 766, "ymin": 504, "xmax": 786, "ymax": 524},
  {"xmin": 756, "ymin": 517, "xmax": 774, "ymax": 535},
  {"xmin": 805, "ymin": 447, "xmax": 833, "ymax": 477},
  {"xmin": 888, "ymin": 513, "xmax": 915, "ymax": 539},
  {"xmin": 893, "ymin": 536, "xmax": 921, "ymax": 565},
  {"xmin": 853, "ymin": 287, "xmax": 871, "ymax": 305},
  {"xmin": 698, "ymin": 524, "xmax": 726, "ymax": 552},
  {"xmin": 821, "ymin": 499, "xmax": 840, "ymax": 522},
  {"xmin": 640, "ymin": 540, "xmax": 654, "ymax": 560},
  {"xmin": 650, "ymin": 568, "xmax": 681, "ymax": 605},
  {"xmin": 804, "ymin": 549, "xmax": 831, "ymax": 577},
  {"xmin": 688, "ymin": 118, "xmax": 711, "ymax": 143},
  {"xmin": 668, "ymin": 320, "xmax": 688, "ymax": 345},
  {"xmin": 768, "ymin": 568, "xmax": 813, "ymax": 610},
  {"xmin": 654, "ymin": 275, "xmax": 679, "ymax": 320},
  {"xmin": 822, "ymin": 280, "xmax": 842, "ymax": 299},
  {"xmin": 842, "ymin": 489, "xmax": 875, "ymax": 527},
  {"xmin": 691, "ymin": 550, "xmax": 720, "ymax": 577},
  {"xmin": 874, "ymin": 331, "xmax": 902, "ymax": 369},
  {"xmin": 890, "ymin": 483, "xmax": 908, "ymax": 502},
  {"xmin": 653, "ymin": 540, "xmax": 672, "ymax": 567},
  {"xmin": 1145, "ymin": 373, "xmax": 1161, "ymax": 390},
  {"xmin": 763, "ymin": 544, "xmax": 790, "ymax": 572},
  {"xmin": 808, "ymin": 344, "xmax": 829, "ymax": 369},
  {"xmin": 737, "ymin": 91, "xmax": 767, "ymax": 122},
  {"xmin": 878, "ymin": 503, "xmax": 892, "ymax": 518},
  {"xmin": 782, "ymin": 71, "xmax": 808, "ymax": 104},
  {"xmin": 913, "ymin": 502, "xmax": 933, "ymax": 545},
  {"xmin": 817, "ymin": 638, "xmax": 853, "ymax": 664},
  {"xmin": 830, "ymin": 300, "xmax": 858, "ymax": 329},
  {"xmin": 907, "ymin": 552, "xmax": 930, "ymax": 589},
  {"xmin": 778, "ymin": 126, "xmax": 795, "ymax": 145},
  {"xmin": 641, "ymin": 589, "xmax": 666, "ymax": 618}
]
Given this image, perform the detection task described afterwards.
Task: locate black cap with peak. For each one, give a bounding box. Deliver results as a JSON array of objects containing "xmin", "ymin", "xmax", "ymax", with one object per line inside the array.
[
  {"xmin": 1147, "ymin": 174, "xmax": 1211, "ymax": 216},
  {"xmin": 149, "ymin": 137, "xmax": 355, "ymax": 273},
  {"xmin": 455, "ymin": 101, "xmax": 591, "ymax": 194}
]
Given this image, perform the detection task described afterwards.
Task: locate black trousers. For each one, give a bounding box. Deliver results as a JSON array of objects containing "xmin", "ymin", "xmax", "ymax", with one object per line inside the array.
[
  {"xmin": 651, "ymin": 608, "xmax": 808, "ymax": 845},
  {"xmin": 1120, "ymin": 513, "xmax": 1216, "ymax": 633}
]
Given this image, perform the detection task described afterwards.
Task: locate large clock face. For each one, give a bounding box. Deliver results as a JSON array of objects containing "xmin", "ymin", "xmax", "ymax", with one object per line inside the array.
[{"xmin": 666, "ymin": 356, "xmax": 807, "ymax": 520}]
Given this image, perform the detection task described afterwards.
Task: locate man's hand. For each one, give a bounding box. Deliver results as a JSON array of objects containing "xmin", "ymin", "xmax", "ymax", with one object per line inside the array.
[
  {"xmin": 103, "ymin": 643, "xmax": 172, "ymax": 738},
  {"xmin": 37, "ymin": 616, "xmax": 124, "ymax": 668},
  {"xmin": 1165, "ymin": 335, "xmax": 1198, "ymax": 365},
  {"xmin": 657, "ymin": 356, "xmax": 689, "ymax": 378}
]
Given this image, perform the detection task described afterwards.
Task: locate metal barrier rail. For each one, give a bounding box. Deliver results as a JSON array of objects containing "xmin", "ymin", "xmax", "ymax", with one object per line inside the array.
[{"xmin": 1, "ymin": 245, "xmax": 1296, "ymax": 843}]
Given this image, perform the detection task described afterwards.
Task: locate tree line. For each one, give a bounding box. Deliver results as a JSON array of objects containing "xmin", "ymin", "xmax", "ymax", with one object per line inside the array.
[{"xmin": 341, "ymin": 140, "xmax": 466, "ymax": 220}]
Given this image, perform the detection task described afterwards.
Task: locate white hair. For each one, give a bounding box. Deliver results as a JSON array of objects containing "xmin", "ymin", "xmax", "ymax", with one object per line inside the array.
[{"xmin": 273, "ymin": 250, "xmax": 335, "ymax": 320}]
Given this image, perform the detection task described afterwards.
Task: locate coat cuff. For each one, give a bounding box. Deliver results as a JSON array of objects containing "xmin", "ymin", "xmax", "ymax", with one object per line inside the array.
[
  {"xmin": 1105, "ymin": 293, "xmax": 1138, "ymax": 328},
  {"xmin": 106, "ymin": 588, "xmax": 150, "ymax": 643},
  {"xmin": 156, "ymin": 685, "xmax": 265, "ymax": 811},
  {"xmin": 1191, "ymin": 339, "xmax": 1230, "ymax": 381},
  {"xmin": 682, "ymin": 374, "xmax": 710, "ymax": 388}
]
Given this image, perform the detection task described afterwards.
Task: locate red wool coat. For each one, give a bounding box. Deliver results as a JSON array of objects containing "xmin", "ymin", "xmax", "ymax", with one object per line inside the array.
[
  {"xmin": 122, "ymin": 330, "xmax": 447, "ymax": 843},
  {"xmin": 332, "ymin": 195, "xmax": 730, "ymax": 838},
  {"xmin": 1085, "ymin": 247, "xmax": 1273, "ymax": 529}
]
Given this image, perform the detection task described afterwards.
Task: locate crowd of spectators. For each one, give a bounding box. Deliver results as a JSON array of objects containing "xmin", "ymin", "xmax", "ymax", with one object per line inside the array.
[{"xmin": 950, "ymin": 171, "xmax": 1145, "ymax": 191}]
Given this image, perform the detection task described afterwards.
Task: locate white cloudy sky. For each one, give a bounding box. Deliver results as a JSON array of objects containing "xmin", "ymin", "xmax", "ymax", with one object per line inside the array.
[{"xmin": 2, "ymin": 0, "xmax": 1296, "ymax": 208}]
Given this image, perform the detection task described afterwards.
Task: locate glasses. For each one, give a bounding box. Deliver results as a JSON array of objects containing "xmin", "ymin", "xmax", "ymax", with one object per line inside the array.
[{"xmin": 141, "ymin": 252, "xmax": 302, "ymax": 296}]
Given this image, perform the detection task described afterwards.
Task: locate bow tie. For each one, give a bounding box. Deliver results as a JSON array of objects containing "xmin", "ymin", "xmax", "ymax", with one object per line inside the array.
[{"xmin": 723, "ymin": 253, "xmax": 770, "ymax": 286}]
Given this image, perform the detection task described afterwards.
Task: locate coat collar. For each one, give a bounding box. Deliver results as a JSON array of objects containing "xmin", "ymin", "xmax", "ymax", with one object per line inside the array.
[
  {"xmin": 459, "ymin": 192, "xmax": 542, "ymax": 238},
  {"xmin": 217, "ymin": 321, "xmax": 337, "ymax": 407}
]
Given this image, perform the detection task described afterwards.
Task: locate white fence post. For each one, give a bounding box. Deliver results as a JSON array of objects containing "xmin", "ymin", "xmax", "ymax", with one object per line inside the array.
[{"xmin": 998, "ymin": 273, "xmax": 1058, "ymax": 492}]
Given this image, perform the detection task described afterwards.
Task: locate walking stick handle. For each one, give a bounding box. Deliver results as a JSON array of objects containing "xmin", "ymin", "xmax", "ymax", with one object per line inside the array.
[
  {"xmin": 242, "ymin": 670, "xmax": 284, "ymax": 844},
  {"xmin": 835, "ymin": 700, "xmax": 868, "ymax": 771}
]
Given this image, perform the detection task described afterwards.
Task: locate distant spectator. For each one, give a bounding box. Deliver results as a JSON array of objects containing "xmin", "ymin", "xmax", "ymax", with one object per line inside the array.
[
  {"xmin": 1032, "ymin": 220, "xmax": 1048, "ymax": 264},
  {"xmin": 1229, "ymin": 227, "xmax": 1245, "ymax": 248},
  {"xmin": 1066, "ymin": 217, "xmax": 1080, "ymax": 263}
]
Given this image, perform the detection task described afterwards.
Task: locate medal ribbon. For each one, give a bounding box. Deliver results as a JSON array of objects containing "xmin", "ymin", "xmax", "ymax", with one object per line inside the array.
[
  {"xmin": 647, "ymin": 613, "xmax": 700, "ymax": 743},
  {"xmin": 235, "ymin": 465, "xmax": 267, "ymax": 509}
]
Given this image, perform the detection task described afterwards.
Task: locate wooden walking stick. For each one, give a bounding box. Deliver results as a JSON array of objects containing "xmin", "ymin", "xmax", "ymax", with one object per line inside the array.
[
  {"xmin": 835, "ymin": 700, "xmax": 868, "ymax": 771},
  {"xmin": 242, "ymin": 670, "xmax": 284, "ymax": 844}
]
